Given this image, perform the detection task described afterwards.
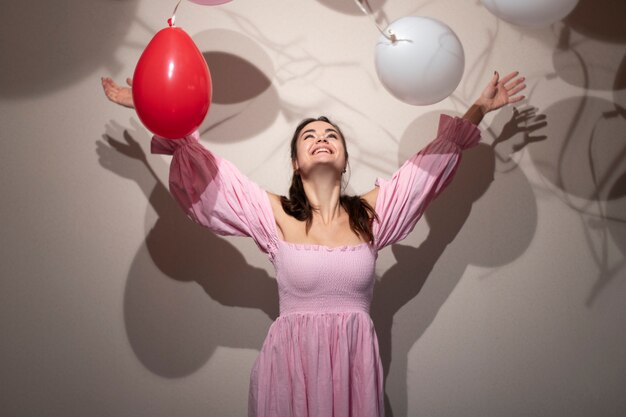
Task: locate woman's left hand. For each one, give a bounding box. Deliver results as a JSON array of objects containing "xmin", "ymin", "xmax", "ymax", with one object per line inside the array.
[{"xmin": 476, "ymin": 71, "xmax": 526, "ymax": 113}]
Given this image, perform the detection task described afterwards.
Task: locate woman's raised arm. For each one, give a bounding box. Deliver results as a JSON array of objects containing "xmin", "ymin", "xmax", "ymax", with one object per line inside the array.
[
  {"xmin": 100, "ymin": 76, "xmax": 278, "ymax": 257},
  {"xmin": 363, "ymin": 71, "xmax": 525, "ymax": 250}
]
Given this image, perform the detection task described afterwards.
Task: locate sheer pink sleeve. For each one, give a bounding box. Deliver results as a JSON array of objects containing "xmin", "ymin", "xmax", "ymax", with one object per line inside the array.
[
  {"xmin": 151, "ymin": 131, "xmax": 278, "ymax": 257},
  {"xmin": 372, "ymin": 115, "xmax": 481, "ymax": 250}
]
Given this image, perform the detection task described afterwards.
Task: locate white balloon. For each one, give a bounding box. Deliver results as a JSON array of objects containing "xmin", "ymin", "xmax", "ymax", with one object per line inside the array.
[
  {"xmin": 374, "ymin": 16, "xmax": 464, "ymax": 106},
  {"xmin": 481, "ymin": 0, "xmax": 579, "ymax": 27}
]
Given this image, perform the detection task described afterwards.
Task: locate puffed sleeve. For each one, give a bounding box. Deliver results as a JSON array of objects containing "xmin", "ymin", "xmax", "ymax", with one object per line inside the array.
[
  {"xmin": 372, "ymin": 115, "xmax": 481, "ymax": 250},
  {"xmin": 151, "ymin": 131, "xmax": 279, "ymax": 258}
]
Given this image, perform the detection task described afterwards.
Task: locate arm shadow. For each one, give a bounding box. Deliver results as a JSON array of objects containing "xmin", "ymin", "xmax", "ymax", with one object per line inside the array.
[{"xmin": 97, "ymin": 120, "xmax": 279, "ymax": 378}]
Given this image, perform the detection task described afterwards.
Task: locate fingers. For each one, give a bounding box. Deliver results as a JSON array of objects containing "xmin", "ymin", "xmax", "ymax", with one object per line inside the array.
[
  {"xmin": 101, "ymin": 78, "xmax": 121, "ymax": 102},
  {"xmin": 101, "ymin": 76, "xmax": 131, "ymax": 91},
  {"xmin": 504, "ymin": 76, "xmax": 525, "ymax": 91},
  {"xmin": 492, "ymin": 71, "xmax": 500, "ymax": 85},
  {"xmin": 102, "ymin": 77, "xmax": 120, "ymax": 90},
  {"xmin": 105, "ymin": 90, "xmax": 117, "ymax": 102},
  {"xmin": 499, "ymin": 70, "xmax": 519, "ymax": 85},
  {"xmin": 508, "ymin": 83, "xmax": 526, "ymax": 96},
  {"xmin": 499, "ymin": 70, "xmax": 526, "ymax": 103},
  {"xmin": 101, "ymin": 76, "xmax": 113, "ymax": 89}
]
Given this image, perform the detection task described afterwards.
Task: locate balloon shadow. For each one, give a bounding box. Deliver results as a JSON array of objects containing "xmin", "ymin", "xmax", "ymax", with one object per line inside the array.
[
  {"xmin": 564, "ymin": 0, "xmax": 626, "ymax": 43},
  {"xmin": 192, "ymin": 29, "xmax": 281, "ymax": 143},
  {"xmin": 205, "ymin": 52, "xmax": 272, "ymax": 105},
  {"xmin": 527, "ymin": 97, "xmax": 626, "ymax": 202},
  {"xmin": 0, "ymin": 0, "xmax": 137, "ymax": 98},
  {"xmin": 552, "ymin": 23, "xmax": 626, "ymax": 91},
  {"xmin": 371, "ymin": 109, "xmax": 540, "ymax": 416},
  {"xmin": 98, "ymin": 120, "xmax": 278, "ymax": 378}
]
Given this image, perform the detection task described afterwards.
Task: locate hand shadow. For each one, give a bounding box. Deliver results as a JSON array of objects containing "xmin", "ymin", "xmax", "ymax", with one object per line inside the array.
[
  {"xmin": 371, "ymin": 109, "xmax": 542, "ymax": 416},
  {"xmin": 97, "ymin": 120, "xmax": 278, "ymax": 378},
  {"xmin": 491, "ymin": 106, "xmax": 547, "ymax": 155}
]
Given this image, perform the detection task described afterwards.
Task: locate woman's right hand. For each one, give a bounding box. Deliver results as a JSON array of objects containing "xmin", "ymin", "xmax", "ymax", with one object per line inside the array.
[{"xmin": 101, "ymin": 77, "xmax": 135, "ymax": 109}]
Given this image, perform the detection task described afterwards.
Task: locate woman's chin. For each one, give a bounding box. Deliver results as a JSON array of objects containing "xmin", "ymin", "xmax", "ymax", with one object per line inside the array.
[{"xmin": 303, "ymin": 162, "xmax": 342, "ymax": 177}]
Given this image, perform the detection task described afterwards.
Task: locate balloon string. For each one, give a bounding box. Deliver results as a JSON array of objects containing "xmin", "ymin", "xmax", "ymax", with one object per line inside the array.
[
  {"xmin": 353, "ymin": 0, "xmax": 396, "ymax": 42},
  {"xmin": 169, "ymin": 0, "xmax": 183, "ymax": 27}
]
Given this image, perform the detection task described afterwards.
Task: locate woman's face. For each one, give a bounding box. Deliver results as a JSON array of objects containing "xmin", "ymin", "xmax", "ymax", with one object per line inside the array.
[{"xmin": 293, "ymin": 120, "xmax": 347, "ymax": 176}]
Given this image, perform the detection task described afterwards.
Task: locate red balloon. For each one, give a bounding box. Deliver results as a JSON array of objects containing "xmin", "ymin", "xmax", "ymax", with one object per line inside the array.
[{"xmin": 133, "ymin": 26, "xmax": 212, "ymax": 139}]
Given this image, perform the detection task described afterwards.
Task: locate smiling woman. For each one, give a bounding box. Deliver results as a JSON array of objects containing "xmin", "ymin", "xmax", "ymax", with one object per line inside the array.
[
  {"xmin": 102, "ymin": 69, "xmax": 525, "ymax": 417},
  {"xmin": 278, "ymin": 117, "xmax": 378, "ymax": 246}
]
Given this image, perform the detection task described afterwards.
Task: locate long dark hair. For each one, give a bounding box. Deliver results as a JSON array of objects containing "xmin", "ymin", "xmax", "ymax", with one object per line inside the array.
[{"xmin": 280, "ymin": 117, "xmax": 378, "ymax": 243}]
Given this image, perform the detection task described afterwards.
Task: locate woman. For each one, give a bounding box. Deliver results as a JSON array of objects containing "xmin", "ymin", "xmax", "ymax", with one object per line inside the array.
[{"xmin": 102, "ymin": 71, "xmax": 525, "ymax": 417}]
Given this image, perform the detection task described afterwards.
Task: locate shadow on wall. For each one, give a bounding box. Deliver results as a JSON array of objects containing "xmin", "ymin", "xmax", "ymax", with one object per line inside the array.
[
  {"xmin": 98, "ymin": 119, "xmax": 279, "ymax": 378},
  {"xmin": 193, "ymin": 29, "xmax": 281, "ymax": 144},
  {"xmin": 527, "ymin": 96, "xmax": 626, "ymax": 306},
  {"xmin": 468, "ymin": 0, "xmax": 626, "ymax": 312},
  {"xmin": 607, "ymin": 172, "xmax": 626, "ymax": 260},
  {"xmin": 94, "ymin": 24, "xmax": 312, "ymax": 378},
  {"xmin": 553, "ymin": 13, "xmax": 626, "ymax": 92},
  {"xmin": 564, "ymin": 0, "xmax": 626, "ymax": 43},
  {"xmin": 96, "ymin": 30, "xmax": 285, "ymax": 378},
  {"xmin": 540, "ymin": 1, "xmax": 626, "ymax": 306},
  {"xmin": 371, "ymin": 109, "xmax": 542, "ymax": 417},
  {"xmin": 0, "ymin": 0, "xmax": 138, "ymax": 98}
]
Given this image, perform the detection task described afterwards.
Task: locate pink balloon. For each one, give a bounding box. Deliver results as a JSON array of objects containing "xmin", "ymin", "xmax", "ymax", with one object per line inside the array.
[{"xmin": 188, "ymin": 0, "xmax": 233, "ymax": 5}]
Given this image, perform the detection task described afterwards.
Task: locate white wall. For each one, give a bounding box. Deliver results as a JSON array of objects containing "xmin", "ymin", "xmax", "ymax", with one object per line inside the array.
[{"xmin": 1, "ymin": 0, "xmax": 625, "ymax": 416}]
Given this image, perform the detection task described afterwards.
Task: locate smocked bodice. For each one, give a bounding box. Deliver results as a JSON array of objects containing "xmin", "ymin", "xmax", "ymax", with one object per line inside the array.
[{"xmin": 273, "ymin": 240, "xmax": 377, "ymax": 316}]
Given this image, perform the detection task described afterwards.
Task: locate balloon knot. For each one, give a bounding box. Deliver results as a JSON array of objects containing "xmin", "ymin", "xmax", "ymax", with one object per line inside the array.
[{"xmin": 167, "ymin": 17, "xmax": 174, "ymax": 27}]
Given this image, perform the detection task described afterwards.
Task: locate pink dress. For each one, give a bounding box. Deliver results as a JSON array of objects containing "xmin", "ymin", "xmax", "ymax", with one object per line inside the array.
[{"xmin": 151, "ymin": 115, "xmax": 480, "ymax": 417}]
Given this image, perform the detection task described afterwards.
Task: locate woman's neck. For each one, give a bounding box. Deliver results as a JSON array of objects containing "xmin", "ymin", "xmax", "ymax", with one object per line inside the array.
[{"xmin": 301, "ymin": 170, "xmax": 343, "ymax": 225}]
